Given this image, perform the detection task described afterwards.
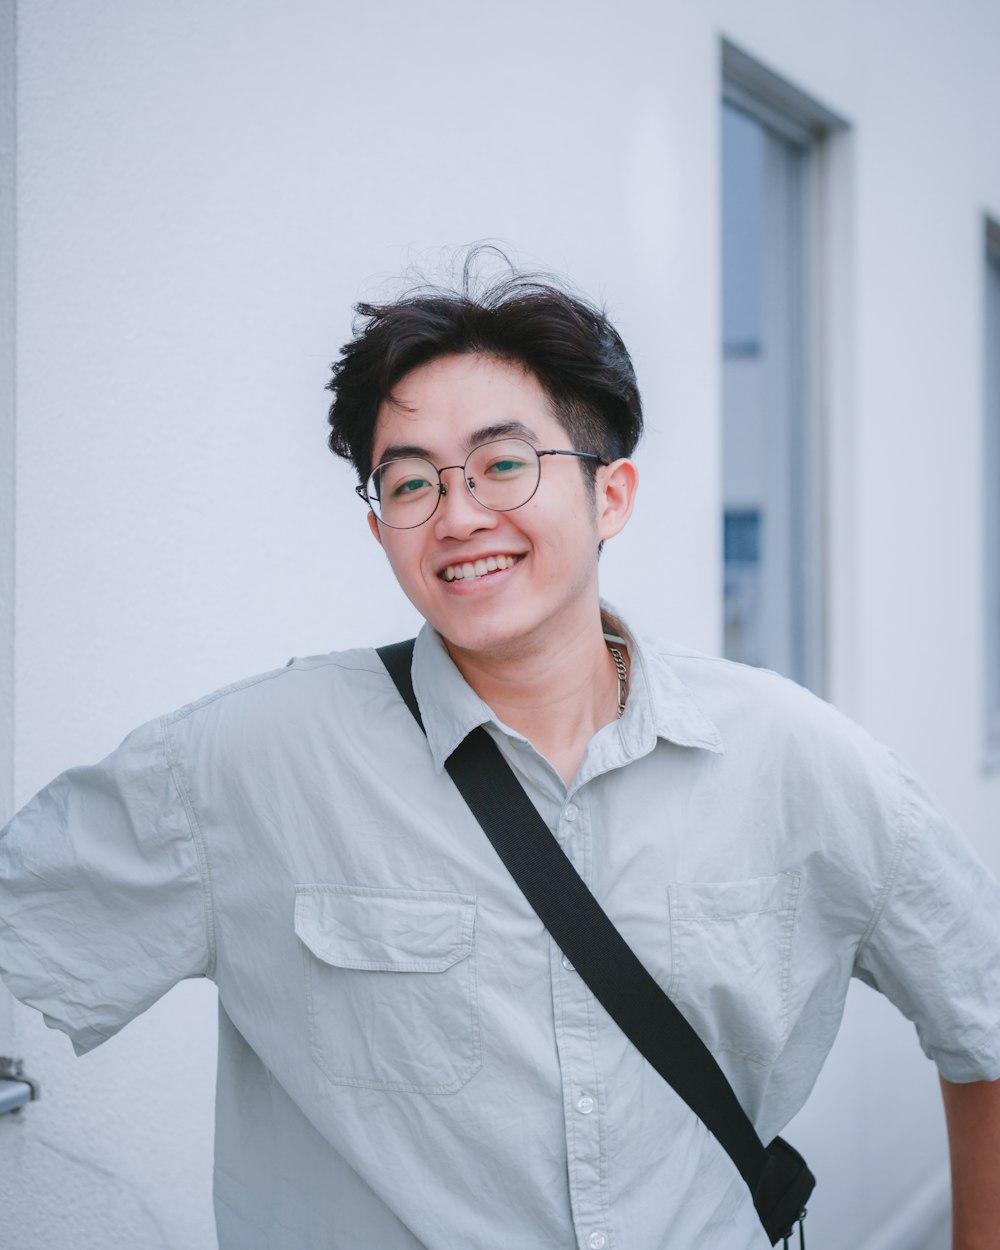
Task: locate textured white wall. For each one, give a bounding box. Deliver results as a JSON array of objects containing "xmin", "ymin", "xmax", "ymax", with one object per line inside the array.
[
  {"xmin": 3, "ymin": 2, "xmax": 999, "ymax": 1247},
  {"xmin": 0, "ymin": 0, "xmax": 15, "ymax": 1174}
]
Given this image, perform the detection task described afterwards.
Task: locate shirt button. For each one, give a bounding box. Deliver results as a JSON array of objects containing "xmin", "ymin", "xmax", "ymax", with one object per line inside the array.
[
  {"xmin": 588, "ymin": 1233, "xmax": 607, "ymax": 1250},
  {"xmin": 562, "ymin": 954, "xmax": 575, "ymax": 971},
  {"xmin": 564, "ymin": 803, "xmax": 579, "ymax": 822},
  {"xmin": 576, "ymin": 1094, "xmax": 595, "ymax": 1115}
]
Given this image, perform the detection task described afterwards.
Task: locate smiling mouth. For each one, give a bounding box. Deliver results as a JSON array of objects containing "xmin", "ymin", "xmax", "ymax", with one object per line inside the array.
[{"xmin": 439, "ymin": 553, "xmax": 524, "ymax": 583}]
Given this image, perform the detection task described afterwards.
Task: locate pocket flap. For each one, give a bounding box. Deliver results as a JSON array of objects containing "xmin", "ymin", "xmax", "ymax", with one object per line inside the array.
[
  {"xmin": 669, "ymin": 872, "xmax": 799, "ymax": 921},
  {"xmin": 294, "ymin": 885, "xmax": 476, "ymax": 972}
]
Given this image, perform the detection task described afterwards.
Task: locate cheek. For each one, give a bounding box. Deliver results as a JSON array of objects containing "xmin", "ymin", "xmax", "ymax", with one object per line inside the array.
[
  {"xmin": 383, "ymin": 545, "xmax": 412, "ymax": 583},
  {"xmin": 379, "ymin": 535, "xmax": 430, "ymax": 591}
]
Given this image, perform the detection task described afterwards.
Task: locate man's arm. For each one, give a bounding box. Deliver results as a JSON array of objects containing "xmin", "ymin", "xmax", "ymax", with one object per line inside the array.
[{"xmin": 940, "ymin": 1074, "xmax": 1000, "ymax": 1250}]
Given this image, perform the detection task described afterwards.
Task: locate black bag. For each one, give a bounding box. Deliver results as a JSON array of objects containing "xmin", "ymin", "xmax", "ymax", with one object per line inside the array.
[{"xmin": 379, "ymin": 639, "xmax": 814, "ymax": 1247}]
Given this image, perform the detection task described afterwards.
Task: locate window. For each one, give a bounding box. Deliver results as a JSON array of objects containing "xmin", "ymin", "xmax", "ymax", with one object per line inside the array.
[
  {"xmin": 720, "ymin": 44, "xmax": 844, "ymax": 691},
  {"xmin": 986, "ymin": 221, "xmax": 1000, "ymax": 765}
]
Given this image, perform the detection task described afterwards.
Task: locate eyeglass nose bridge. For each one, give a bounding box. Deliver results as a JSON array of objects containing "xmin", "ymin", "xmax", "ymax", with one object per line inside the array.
[{"xmin": 434, "ymin": 462, "xmax": 479, "ymax": 504}]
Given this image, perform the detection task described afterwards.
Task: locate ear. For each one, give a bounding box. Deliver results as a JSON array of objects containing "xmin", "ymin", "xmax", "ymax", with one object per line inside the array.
[
  {"xmin": 367, "ymin": 509, "xmax": 384, "ymax": 548},
  {"xmin": 596, "ymin": 459, "xmax": 639, "ymax": 543}
]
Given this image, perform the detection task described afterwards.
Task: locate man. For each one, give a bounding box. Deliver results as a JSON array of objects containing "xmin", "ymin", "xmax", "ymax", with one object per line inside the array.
[{"xmin": 2, "ymin": 261, "xmax": 999, "ymax": 1249}]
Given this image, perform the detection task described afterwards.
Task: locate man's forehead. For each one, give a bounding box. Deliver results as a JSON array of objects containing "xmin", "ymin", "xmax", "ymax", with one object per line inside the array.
[
  {"xmin": 370, "ymin": 354, "xmax": 562, "ymax": 464},
  {"xmin": 374, "ymin": 420, "xmax": 544, "ymax": 465}
]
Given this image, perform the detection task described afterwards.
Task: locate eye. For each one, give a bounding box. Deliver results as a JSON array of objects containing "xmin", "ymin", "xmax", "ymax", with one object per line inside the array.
[
  {"xmin": 484, "ymin": 456, "xmax": 529, "ymax": 476},
  {"xmin": 374, "ymin": 457, "xmax": 437, "ymax": 501},
  {"xmin": 391, "ymin": 475, "xmax": 433, "ymax": 498}
]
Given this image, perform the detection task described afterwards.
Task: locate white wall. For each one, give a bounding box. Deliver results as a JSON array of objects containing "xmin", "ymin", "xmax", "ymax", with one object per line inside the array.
[
  {"xmin": 0, "ymin": 0, "xmax": 16, "ymax": 1139},
  {"xmin": 2, "ymin": 2, "xmax": 999, "ymax": 1246}
]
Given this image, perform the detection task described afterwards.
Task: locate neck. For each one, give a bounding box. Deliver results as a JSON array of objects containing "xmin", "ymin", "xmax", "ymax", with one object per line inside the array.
[{"xmin": 443, "ymin": 605, "xmax": 626, "ymax": 785}]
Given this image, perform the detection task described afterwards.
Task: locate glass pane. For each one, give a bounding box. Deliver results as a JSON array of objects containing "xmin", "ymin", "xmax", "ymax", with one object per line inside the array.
[
  {"xmin": 721, "ymin": 100, "xmax": 810, "ymax": 686},
  {"xmin": 722, "ymin": 106, "xmax": 765, "ymax": 358}
]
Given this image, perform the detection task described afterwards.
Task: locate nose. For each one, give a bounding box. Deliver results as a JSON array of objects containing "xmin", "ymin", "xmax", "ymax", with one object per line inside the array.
[{"xmin": 432, "ymin": 465, "xmax": 497, "ymax": 540}]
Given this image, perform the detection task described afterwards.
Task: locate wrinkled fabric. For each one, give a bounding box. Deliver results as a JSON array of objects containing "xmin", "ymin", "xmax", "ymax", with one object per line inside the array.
[{"xmin": 2, "ymin": 615, "xmax": 999, "ymax": 1250}]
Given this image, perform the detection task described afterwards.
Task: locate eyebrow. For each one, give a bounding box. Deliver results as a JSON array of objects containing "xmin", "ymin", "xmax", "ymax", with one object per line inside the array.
[
  {"xmin": 466, "ymin": 421, "xmax": 539, "ymax": 447},
  {"xmin": 374, "ymin": 421, "xmax": 541, "ymax": 466},
  {"xmin": 374, "ymin": 443, "xmax": 434, "ymax": 464}
]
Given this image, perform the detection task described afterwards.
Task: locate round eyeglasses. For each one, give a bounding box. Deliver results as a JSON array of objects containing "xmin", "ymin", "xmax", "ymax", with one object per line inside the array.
[{"xmin": 356, "ymin": 437, "xmax": 608, "ymax": 530}]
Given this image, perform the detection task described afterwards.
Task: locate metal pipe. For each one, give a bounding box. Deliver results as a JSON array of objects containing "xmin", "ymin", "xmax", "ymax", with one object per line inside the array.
[{"xmin": 0, "ymin": 1077, "xmax": 33, "ymax": 1115}]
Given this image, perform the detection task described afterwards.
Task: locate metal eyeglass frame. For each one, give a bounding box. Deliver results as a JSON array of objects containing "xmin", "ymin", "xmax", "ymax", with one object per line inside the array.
[{"xmin": 355, "ymin": 439, "xmax": 609, "ymax": 529}]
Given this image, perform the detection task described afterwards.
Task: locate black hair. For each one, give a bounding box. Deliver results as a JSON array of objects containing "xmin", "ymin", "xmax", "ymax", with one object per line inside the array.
[{"xmin": 326, "ymin": 247, "xmax": 643, "ymax": 483}]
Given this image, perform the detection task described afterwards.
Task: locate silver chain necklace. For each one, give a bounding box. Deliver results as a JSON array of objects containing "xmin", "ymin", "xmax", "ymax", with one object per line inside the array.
[{"xmin": 607, "ymin": 644, "xmax": 628, "ymax": 719}]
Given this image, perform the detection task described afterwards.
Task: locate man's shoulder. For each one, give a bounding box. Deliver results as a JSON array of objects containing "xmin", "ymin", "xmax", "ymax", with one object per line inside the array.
[
  {"xmin": 639, "ymin": 633, "xmax": 890, "ymax": 769},
  {"xmin": 638, "ymin": 636, "xmax": 912, "ymax": 839},
  {"xmin": 162, "ymin": 644, "xmax": 393, "ymax": 732},
  {"xmin": 639, "ymin": 633, "xmax": 812, "ymax": 708}
]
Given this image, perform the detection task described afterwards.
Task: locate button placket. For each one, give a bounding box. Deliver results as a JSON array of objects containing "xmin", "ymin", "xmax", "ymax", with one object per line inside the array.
[{"xmin": 548, "ymin": 793, "xmax": 613, "ymax": 1250}]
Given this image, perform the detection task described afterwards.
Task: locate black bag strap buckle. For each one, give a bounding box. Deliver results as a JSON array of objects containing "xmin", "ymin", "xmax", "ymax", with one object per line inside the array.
[{"xmin": 755, "ymin": 1136, "xmax": 813, "ymax": 1245}]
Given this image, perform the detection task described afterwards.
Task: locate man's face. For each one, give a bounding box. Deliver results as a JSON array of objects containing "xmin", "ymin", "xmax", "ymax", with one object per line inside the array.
[{"xmin": 367, "ymin": 353, "xmax": 625, "ymax": 661}]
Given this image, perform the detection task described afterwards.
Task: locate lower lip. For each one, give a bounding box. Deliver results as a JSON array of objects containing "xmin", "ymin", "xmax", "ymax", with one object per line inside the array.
[{"xmin": 438, "ymin": 559, "xmax": 523, "ymax": 595}]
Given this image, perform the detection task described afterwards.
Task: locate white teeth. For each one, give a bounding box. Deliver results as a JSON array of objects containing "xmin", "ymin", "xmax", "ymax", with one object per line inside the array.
[{"xmin": 441, "ymin": 554, "xmax": 521, "ymax": 582}]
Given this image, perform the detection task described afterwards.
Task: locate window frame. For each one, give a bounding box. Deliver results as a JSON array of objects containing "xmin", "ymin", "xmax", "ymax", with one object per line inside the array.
[
  {"xmin": 720, "ymin": 41, "xmax": 847, "ymax": 695},
  {"xmin": 985, "ymin": 219, "xmax": 1000, "ymax": 769}
]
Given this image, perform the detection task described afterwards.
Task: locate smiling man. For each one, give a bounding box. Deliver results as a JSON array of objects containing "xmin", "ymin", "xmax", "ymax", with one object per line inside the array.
[
  {"xmin": 2, "ymin": 260, "xmax": 1000, "ymax": 1250},
  {"xmin": 356, "ymin": 351, "xmax": 637, "ymax": 783}
]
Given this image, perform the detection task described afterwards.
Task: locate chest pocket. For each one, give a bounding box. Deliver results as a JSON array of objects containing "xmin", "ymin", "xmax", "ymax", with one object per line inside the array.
[
  {"xmin": 294, "ymin": 884, "xmax": 481, "ymax": 1094},
  {"xmin": 667, "ymin": 872, "xmax": 800, "ymax": 1063}
]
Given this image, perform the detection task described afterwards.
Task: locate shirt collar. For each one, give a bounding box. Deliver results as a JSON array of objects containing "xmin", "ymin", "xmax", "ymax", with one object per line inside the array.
[
  {"xmin": 412, "ymin": 625, "xmax": 499, "ymax": 773},
  {"xmin": 410, "ymin": 607, "xmax": 723, "ymax": 775},
  {"xmin": 613, "ymin": 614, "xmax": 724, "ymax": 758}
]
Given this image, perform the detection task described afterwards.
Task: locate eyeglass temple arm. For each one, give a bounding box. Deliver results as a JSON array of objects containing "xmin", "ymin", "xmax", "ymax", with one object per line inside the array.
[{"xmin": 537, "ymin": 450, "xmax": 610, "ymax": 466}]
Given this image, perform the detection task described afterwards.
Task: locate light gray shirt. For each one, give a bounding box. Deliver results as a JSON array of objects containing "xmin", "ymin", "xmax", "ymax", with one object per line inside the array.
[{"xmin": 2, "ymin": 616, "xmax": 999, "ymax": 1250}]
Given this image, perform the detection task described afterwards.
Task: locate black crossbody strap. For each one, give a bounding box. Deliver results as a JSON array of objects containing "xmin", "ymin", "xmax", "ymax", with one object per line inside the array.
[{"xmin": 378, "ymin": 639, "xmax": 813, "ymax": 1246}]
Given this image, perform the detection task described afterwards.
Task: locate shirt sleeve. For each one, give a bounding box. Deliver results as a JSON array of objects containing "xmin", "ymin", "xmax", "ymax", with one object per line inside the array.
[
  {"xmin": 853, "ymin": 756, "xmax": 1000, "ymax": 1082},
  {"xmin": 0, "ymin": 715, "xmax": 214, "ymax": 1055}
]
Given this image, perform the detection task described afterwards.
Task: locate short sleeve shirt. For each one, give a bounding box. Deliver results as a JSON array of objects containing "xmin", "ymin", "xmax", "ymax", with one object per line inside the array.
[{"xmin": 2, "ymin": 616, "xmax": 999, "ymax": 1250}]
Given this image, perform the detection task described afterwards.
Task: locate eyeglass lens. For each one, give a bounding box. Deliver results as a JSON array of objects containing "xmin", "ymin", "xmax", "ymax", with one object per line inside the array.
[{"xmin": 367, "ymin": 439, "xmax": 541, "ymax": 529}]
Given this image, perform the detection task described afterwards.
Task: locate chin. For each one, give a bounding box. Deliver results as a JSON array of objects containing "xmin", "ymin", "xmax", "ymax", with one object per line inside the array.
[{"xmin": 435, "ymin": 613, "xmax": 548, "ymax": 664}]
